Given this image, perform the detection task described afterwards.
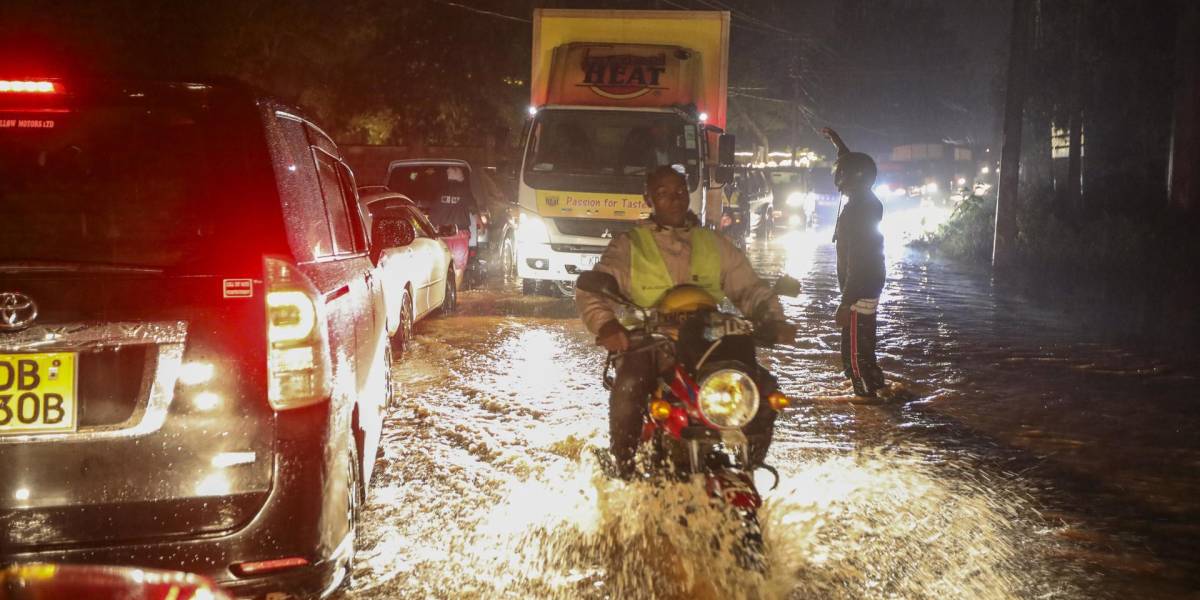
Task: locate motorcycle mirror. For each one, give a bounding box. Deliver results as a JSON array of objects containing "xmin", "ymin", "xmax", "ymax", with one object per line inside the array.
[
  {"xmin": 773, "ymin": 274, "xmax": 802, "ymax": 297},
  {"xmin": 576, "ymin": 271, "xmax": 631, "ymax": 304}
]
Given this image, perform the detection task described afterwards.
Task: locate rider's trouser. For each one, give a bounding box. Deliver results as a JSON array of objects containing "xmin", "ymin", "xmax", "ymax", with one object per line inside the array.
[
  {"xmin": 609, "ymin": 354, "xmax": 777, "ymax": 477},
  {"xmin": 840, "ymin": 298, "xmax": 886, "ymax": 396}
]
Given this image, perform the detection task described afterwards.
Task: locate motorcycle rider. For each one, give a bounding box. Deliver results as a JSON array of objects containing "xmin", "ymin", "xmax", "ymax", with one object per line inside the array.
[
  {"xmin": 822, "ymin": 127, "xmax": 888, "ymax": 399},
  {"xmin": 576, "ymin": 165, "xmax": 798, "ymax": 478}
]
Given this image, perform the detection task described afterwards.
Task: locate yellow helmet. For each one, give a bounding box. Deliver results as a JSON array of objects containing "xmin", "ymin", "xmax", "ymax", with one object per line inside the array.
[{"xmin": 656, "ymin": 285, "xmax": 718, "ymax": 315}]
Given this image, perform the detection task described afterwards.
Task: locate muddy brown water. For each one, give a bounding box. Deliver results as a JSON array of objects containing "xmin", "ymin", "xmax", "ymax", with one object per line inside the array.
[{"xmin": 337, "ymin": 226, "xmax": 1200, "ymax": 599}]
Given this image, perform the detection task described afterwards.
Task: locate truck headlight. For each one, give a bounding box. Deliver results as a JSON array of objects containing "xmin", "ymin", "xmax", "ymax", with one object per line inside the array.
[
  {"xmin": 697, "ymin": 369, "xmax": 759, "ymax": 429},
  {"xmin": 786, "ymin": 192, "xmax": 804, "ymax": 207},
  {"xmin": 516, "ymin": 213, "xmax": 549, "ymax": 243}
]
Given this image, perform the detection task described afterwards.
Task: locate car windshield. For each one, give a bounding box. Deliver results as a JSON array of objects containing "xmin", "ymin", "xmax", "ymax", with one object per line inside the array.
[
  {"xmin": 0, "ymin": 98, "xmax": 247, "ymax": 269},
  {"xmin": 524, "ymin": 110, "xmax": 698, "ymax": 182}
]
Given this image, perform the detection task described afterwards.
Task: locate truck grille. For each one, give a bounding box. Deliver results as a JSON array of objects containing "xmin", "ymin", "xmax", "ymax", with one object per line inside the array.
[
  {"xmin": 551, "ymin": 244, "xmax": 607, "ymax": 254},
  {"xmin": 552, "ymin": 218, "xmax": 639, "ymax": 239}
]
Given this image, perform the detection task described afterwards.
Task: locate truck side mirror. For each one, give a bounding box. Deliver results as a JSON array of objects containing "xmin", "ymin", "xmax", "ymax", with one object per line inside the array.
[{"xmin": 715, "ymin": 133, "xmax": 736, "ymax": 185}]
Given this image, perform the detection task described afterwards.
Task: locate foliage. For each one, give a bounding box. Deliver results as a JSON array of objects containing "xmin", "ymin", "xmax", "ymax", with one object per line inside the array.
[
  {"xmin": 912, "ymin": 194, "xmax": 996, "ymax": 262},
  {"xmin": 918, "ymin": 188, "xmax": 1200, "ymax": 287}
]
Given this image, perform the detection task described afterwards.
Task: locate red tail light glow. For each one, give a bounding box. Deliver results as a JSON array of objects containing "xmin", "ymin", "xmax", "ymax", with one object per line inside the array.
[
  {"xmin": 264, "ymin": 256, "xmax": 332, "ymax": 410},
  {"xmin": 231, "ymin": 556, "xmax": 310, "ymax": 576},
  {"xmin": 0, "ymin": 80, "xmax": 58, "ymax": 94}
]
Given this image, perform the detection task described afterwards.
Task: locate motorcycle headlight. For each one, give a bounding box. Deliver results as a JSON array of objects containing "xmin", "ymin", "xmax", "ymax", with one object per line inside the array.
[{"xmin": 697, "ymin": 369, "xmax": 759, "ymax": 430}]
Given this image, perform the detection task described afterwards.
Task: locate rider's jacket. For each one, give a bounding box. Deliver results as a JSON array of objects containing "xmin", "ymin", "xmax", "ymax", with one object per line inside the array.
[{"xmin": 577, "ymin": 218, "xmax": 785, "ymax": 335}]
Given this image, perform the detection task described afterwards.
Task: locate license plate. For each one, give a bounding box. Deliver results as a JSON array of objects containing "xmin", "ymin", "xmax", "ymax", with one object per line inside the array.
[
  {"xmin": 580, "ymin": 254, "xmax": 601, "ymax": 269},
  {"xmin": 0, "ymin": 352, "xmax": 78, "ymax": 435}
]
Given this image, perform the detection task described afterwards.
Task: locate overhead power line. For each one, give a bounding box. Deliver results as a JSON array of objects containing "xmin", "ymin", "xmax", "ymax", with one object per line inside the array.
[
  {"xmin": 431, "ymin": 0, "xmax": 531, "ymax": 24},
  {"xmin": 659, "ymin": 0, "xmax": 801, "ymax": 41}
]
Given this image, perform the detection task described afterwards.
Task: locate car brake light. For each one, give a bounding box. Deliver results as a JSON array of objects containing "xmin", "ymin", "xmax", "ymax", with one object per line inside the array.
[
  {"xmin": 264, "ymin": 257, "xmax": 332, "ymax": 410},
  {"xmin": 231, "ymin": 556, "xmax": 310, "ymax": 576},
  {"xmin": 0, "ymin": 80, "xmax": 58, "ymax": 93}
]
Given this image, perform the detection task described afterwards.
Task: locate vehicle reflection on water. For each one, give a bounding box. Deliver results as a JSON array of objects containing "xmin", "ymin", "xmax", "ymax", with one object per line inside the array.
[{"xmin": 339, "ymin": 215, "xmax": 1199, "ymax": 599}]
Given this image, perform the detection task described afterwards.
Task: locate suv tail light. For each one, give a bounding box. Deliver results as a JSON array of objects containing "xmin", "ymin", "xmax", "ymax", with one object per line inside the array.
[
  {"xmin": 0, "ymin": 80, "xmax": 58, "ymax": 93},
  {"xmin": 264, "ymin": 257, "xmax": 332, "ymax": 410}
]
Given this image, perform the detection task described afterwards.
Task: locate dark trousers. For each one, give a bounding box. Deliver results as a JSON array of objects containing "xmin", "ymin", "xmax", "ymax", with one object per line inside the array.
[
  {"xmin": 841, "ymin": 310, "xmax": 886, "ymax": 396},
  {"xmin": 609, "ymin": 353, "xmax": 777, "ymax": 475}
]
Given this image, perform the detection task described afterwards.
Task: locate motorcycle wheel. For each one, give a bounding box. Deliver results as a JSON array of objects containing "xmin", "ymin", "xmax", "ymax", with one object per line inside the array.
[{"xmin": 734, "ymin": 511, "xmax": 768, "ymax": 573}]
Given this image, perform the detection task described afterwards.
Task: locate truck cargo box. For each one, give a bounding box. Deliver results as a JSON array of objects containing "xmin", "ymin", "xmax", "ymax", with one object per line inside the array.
[{"xmin": 532, "ymin": 9, "xmax": 730, "ymax": 128}]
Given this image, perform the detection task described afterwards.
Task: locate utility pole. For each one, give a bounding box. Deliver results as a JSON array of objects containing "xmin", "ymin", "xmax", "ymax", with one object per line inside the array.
[{"xmin": 994, "ymin": 0, "xmax": 1033, "ymax": 268}]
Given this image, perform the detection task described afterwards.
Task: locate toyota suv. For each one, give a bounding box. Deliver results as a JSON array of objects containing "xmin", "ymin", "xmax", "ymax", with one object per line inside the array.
[{"xmin": 0, "ymin": 78, "xmax": 394, "ymax": 599}]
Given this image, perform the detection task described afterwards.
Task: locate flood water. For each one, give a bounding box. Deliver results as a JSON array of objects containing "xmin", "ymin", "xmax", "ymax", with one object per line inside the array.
[{"xmin": 338, "ymin": 221, "xmax": 1200, "ymax": 599}]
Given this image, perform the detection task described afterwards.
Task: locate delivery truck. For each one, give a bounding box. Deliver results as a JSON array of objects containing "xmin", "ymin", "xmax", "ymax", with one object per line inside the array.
[{"xmin": 506, "ymin": 9, "xmax": 735, "ymax": 295}]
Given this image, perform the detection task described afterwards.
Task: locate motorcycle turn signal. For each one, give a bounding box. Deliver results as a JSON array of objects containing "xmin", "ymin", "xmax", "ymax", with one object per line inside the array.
[
  {"xmin": 649, "ymin": 400, "xmax": 673, "ymax": 421},
  {"xmin": 768, "ymin": 391, "xmax": 791, "ymax": 411}
]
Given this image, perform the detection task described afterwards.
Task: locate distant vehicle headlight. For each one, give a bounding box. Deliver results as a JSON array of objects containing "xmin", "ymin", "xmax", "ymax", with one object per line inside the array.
[
  {"xmin": 697, "ymin": 369, "xmax": 759, "ymax": 429},
  {"xmin": 788, "ymin": 214, "xmax": 803, "ymax": 228},
  {"xmin": 516, "ymin": 213, "xmax": 549, "ymax": 243},
  {"xmin": 786, "ymin": 192, "xmax": 805, "ymax": 207}
]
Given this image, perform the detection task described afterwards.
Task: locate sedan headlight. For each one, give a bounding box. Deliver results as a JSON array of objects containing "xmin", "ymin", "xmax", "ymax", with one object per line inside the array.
[
  {"xmin": 697, "ymin": 369, "xmax": 759, "ymax": 429},
  {"xmin": 516, "ymin": 213, "xmax": 549, "ymax": 243}
]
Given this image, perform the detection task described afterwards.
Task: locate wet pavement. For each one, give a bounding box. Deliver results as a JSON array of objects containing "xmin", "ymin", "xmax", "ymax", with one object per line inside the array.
[{"xmin": 338, "ymin": 222, "xmax": 1200, "ymax": 599}]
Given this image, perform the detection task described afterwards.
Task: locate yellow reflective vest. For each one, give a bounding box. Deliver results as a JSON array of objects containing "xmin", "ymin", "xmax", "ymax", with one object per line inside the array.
[{"xmin": 628, "ymin": 225, "xmax": 725, "ymax": 308}]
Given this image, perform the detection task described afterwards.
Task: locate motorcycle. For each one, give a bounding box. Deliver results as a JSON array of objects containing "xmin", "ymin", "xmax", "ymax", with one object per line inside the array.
[{"xmin": 576, "ymin": 270, "xmax": 800, "ymax": 569}]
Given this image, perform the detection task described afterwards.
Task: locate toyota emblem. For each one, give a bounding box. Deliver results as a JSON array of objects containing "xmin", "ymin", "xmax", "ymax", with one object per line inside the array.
[{"xmin": 0, "ymin": 292, "xmax": 38, "ymax": 332}]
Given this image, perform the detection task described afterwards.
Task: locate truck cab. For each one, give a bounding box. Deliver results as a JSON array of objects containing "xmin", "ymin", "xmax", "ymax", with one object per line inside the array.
[
  {"xmin": 511, "ymin": 10, "xmax": 733, "ymax": 294},
  {"xmin": 514, "ymin": 105, "xmax": 708, "ymax": 294}
]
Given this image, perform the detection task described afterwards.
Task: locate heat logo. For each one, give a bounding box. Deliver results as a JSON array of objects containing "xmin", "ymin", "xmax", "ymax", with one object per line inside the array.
[{"xmin": 580, "ymin": 53, "xmax": 667, "ymax": 100}]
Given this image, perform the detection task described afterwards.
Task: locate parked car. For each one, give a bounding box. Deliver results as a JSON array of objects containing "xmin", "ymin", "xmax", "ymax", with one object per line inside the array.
[
  {"xmin": 358, "ymin": 190, "xmax": 458, "ymax": 356},
  {"xmin": 0, "ymin": 78, "xmax": 393, "ymax": 599},
  {"xmin": 384, "ymin": 159, "xmax": 492, "ymax": 287}
]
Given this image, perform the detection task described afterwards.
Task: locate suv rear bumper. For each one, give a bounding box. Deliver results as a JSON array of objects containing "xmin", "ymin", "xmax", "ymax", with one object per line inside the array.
[{"xmin": 3, "ymin": 404, "xmax": 352, "ymax": 599}]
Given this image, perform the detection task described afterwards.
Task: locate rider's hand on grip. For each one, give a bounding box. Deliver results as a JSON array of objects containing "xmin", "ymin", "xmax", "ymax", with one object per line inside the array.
[{"xmin": 597, "ymin": 320, "xmax": 631, "ymax": 353}]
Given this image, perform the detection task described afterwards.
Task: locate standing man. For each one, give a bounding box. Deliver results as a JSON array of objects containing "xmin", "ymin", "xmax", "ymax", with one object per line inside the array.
[
  {"xmin": 577, "ymin": 166, "xmax": 797, "ymax": 477},
  {"xmin": 822, "ymin": 128, "xmax": 887, "ymax": 399}
]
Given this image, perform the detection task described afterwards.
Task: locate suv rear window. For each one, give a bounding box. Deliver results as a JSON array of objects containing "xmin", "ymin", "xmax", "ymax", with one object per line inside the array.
[
  {"xmin": 0, "ymin": 87, "xmax": 268, "ymax": 271},
  {"xmin": 386, "ymin": 164, "xmax": 476, "ymax": 229}
]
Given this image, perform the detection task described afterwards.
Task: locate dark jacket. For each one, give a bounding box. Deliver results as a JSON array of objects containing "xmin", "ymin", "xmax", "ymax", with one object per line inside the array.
[{"xmin": 834, "ymin": 191, "xmax": 885, "ymax": 305}]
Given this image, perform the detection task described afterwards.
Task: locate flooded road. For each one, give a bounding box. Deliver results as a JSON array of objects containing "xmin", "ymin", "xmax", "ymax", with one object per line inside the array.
[{"xmin": 339, "ymin": 224, "xmax": 1200, "ymax": 599}]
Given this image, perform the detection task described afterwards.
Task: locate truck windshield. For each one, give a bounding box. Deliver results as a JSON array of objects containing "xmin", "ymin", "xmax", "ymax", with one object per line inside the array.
[
  {"xmin": 524, "ymin": 110, "xmax": 698, "ymax": 185},
  {"xmin": 0, "ymin": 97, "xmax": 256, "ymax": 270}
]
